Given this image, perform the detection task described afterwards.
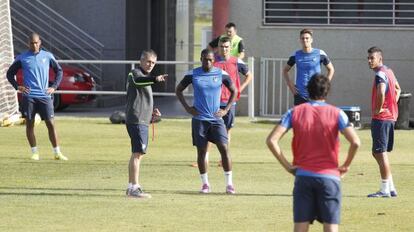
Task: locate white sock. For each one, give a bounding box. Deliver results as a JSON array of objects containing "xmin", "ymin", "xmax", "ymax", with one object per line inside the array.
[
  {"xmin": 224, "ymin": 171, "xmax": 233, "ymax": 186},
  {"xmin": 31, "ymin": 147, "xmax": 38, "ymax": 154},
  {"xmin": 389, "ymin": 176, "xmax": 396, "ymax": 192},
  {"xmin": 53, "ymin": 146, "xmax": 61, "ymax": 154},
  {"xmin": 200, "ymin": 173, "xmax": 209, "ymax": 185},
  {"xmin": 205, "ymin": 152, "xmax": 209, "ymax": 162},
  {"xmin": 128, "ymin": 183, "xmax": 133, "ymax": 190},
  {"xmin": 381, "ymin": 179, "xmax": 390, "ymax": 193}
]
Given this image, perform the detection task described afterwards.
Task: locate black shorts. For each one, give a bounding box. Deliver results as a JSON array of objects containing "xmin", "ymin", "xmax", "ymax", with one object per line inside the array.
[
  {"xmin": 192, "ymin": 118, "xmax": 228, "ymax": 147},
  {"xmin": 126, "ymin": 124, "xmax": 149, "ymax": 154},
  {"xmin": 371, "ymin": 119, "xmax": 394, "ymax": 153},
  {"xmin": 21, "ymin": 96, "xmax": 54, "ymax": 121},
  {"xmin": 293, "ymin": 175, "xmax": 341, "ymax": 224},
  {"xmin": 220, "ymin": 104, "xmax": 236, "ymax": 129}
]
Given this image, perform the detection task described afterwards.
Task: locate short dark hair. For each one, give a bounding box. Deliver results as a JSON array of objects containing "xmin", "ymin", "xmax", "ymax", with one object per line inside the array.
[
  {"xmin": 219, "ymin": 36, "xmax": 231, "ymax": 44},
  {"xmin": 225, "ymin": 22, "xmax": 236, "ymax": 29},
  {"xmin": 368, "ymin": 46, "xmax": 383, "ymax": 56},
  {"xmin": 307, "ymin": 74, "xmax": 330, "ymax": 100},
  {"xmin": 201, "ymin": 48, "xmax": 214, "ymax": 57},
  {"xmin": 140, "ymin": 49, "xmax": 157, "ymax": 60},
  {"xmin": 300, "ymin": 28, "xmax": 313, "ymax": 37}
]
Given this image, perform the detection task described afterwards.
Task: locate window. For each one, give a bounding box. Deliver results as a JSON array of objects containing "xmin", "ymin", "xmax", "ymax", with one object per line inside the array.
[{"xmin": 263, "ymin": 0, "xmax": 414, "ymax": 26}]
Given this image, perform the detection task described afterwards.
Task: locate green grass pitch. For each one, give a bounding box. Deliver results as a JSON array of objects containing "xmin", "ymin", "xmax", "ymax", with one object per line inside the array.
[{"xmin": 0, "ymin": 117, "xmax": 413, "ymax": 231}]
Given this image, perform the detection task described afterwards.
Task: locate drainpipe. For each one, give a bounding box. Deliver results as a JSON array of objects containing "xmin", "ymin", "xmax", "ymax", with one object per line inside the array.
[{"xmin": 212, "ymin": 0, "xmax": 229, "ymax": 38}]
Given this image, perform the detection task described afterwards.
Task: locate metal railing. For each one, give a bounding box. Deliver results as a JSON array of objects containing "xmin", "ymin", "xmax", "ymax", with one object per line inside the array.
[
  {"xmin": 260, "ymin": 57, "xmax": 291, "ymax": 117},
  {"xmin": 10, "ymin": 0, "xmax": 104, "ymax": 79},
  {"xmin": 54, "ymin": 58, "xmax": 256, "ymax": 118}
]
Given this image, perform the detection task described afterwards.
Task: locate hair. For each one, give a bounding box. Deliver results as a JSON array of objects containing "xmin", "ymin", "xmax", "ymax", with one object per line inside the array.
[
  {"xmin": 367, "ymin": 46, "xmax": 383, "ymax": 56},
  {"xmin": 140, "ymin": 49, "xmax": 157, "ymax": 60},
  {"xmin": 201, "ymin": 48, "xmax": 214, "ymax": 57},
  {"xmin": 307, "ymin": 74, "xmax": 331, "ymax": 100},
  {"xmin": 300, "ymin": 28, "xmax": 313, "ymax": 37},
  {"xmin": 225, "ymin": 22, "xmax": 236, "ymax": 29},
  {"xmin": 219, "ymin": 36, "xmax": 231, "ymax": 44}
]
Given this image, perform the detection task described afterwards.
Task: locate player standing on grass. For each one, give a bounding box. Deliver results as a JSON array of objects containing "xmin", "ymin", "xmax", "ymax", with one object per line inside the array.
[
  {"xmin": 6, "ymin": 32, "xmax": 68, "ymax": 161},
  {"xmin": 267, "ymin": 74, "xmax": 360, "ymax": 232},
  {"xmin": 176, "ymin": 49, "xmax": 237, "ymax": 194},
  {"xmin": 366, "ymin": 46, "xmax": 401, "ymax": 198},
  {"xmin": 283, "ymin": 29, "xmax": 335, "ymax": 106},
  {"xmin": 125, "ymin": 49, "xmax": 167, "ymax": 198},
  {"xmin": 193, "ymin": 36, "xmax": 252, "ymax": 168}
]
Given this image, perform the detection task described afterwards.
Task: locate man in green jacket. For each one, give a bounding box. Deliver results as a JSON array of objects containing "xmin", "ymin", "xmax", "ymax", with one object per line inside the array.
[{"xmin": 208, "ymin": 22, "xmax": 245, "ymax": 59}]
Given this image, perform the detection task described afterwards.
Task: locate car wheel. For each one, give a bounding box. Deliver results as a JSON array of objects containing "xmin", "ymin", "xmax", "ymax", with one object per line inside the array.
[
  {"xmin": 57, "ymin": 104, "xmax": 69, "ymax": 110},
  {"xmin": 52, "ymin": 94, "xmax": 68, "ymax": 111},
  {"xmin": 53, "ymin": 94, "xmax": 60, "ymax": 110},
  {"xmin": 53, "ymin": 94, "xmax": 69, "ymax": 111}
]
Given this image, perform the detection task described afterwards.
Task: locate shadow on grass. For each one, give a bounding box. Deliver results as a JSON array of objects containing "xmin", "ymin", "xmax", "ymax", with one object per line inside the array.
[
  {"xmin": 252, "ymin": 120, "xmax": 280, "ymax": 125},
  {"xmin": 2, "ymin": 157, "xmax": 276, "ymax": 167},
  {"xmin": 151, "ymin": 189, "xmax": 292, "ymax": 197},
  {"xmin": 0, "ymin": 186, "xmax": 367, "ymax": 198},
  {"xmin": 0, "ymin": 186, "xmax": 291, "ymax": 198},
  {"xmin": 0, "ymin": 186, "xmax": 119, "ymax": 191},
  {"xmin": 144, "ymin": 161, "xmax": 275, "ymax": 167},
  {"xmin": 0, "ymin": 191, "xmax": 121, "ymax": 197},
  {"xmin": 1, "ymin": 159, "xmax": 125, "ymax": 166},
  {"xmin": 0, "ymin": 186, "xmax": 121, "ymax": 197}
]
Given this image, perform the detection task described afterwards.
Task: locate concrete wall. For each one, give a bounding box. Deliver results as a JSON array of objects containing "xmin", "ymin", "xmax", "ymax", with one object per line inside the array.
[
  {"xmin": 38, "ymin": 0, "xmax": 176, "ymax": 107},
  {"xmin": 42, "ymin": 0, "xmax": 127, "ymax": 92},
  {"xmin": 230, "ymin": 1, "xmax": 414, "ymax": 119}
]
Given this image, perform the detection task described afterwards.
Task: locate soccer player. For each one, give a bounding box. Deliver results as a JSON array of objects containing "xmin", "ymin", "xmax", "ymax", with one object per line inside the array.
[
  {"xmin": 283, "ymin": 29, "xmax": 335, "ymax": 105},
  {"xmin": 125, "ymin": 49, "xmax": 167, "ymax": 198},
  {"xmin": 176, "ymin": 49, "xmax": 237, "ymax": 194},
  {"xmin": 6, "ymin": 32, "xmax": 68, "ymax": 161},
  {"xmin": 194, "ymin": 36, "xmax": 252, "ymax": 167},
  {"xmin": 366, "ymin": 46, "xmax": 401, "ymax": 198},
  {"xmin": 266, "ymin": 74, "xmax": 360, "ymax": 232},
  {"xmin": 208, "ymin": 22, "xmax": 245, "ymax": 59}
]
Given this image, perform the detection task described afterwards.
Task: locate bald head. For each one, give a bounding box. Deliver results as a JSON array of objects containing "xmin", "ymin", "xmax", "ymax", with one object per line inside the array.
[
  {"xmin": 29, "ymin": 33, "xmax": 40, "ymax": 41},
  {"xmin": 28, "ymin": 33, "xmax": 41, "ymax": 53}
]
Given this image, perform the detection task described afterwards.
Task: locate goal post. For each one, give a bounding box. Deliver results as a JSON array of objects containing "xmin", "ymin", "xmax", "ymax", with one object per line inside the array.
[{"xmin": 0, "ymin": 0, "xmax": 19, "ymax": 123}]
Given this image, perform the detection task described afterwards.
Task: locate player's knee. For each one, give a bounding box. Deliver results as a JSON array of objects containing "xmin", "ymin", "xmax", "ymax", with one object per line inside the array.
[
  {"xmin": 26, "ymin": 120, "xmax": 35, "ymax": 128},
  {"xmin": 132, "ymin": 152, "xmax": 144, "ymax": 159}
]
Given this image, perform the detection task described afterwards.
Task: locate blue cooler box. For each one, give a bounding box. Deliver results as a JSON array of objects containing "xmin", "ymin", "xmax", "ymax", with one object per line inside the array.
[{"xmin": 339, "ymin": 106, "xmax": 361, "ymax": 129}]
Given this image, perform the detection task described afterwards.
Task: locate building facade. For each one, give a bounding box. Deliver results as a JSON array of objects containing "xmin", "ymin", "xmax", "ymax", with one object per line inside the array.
[{"xmin": 229, "ymin": 0, "xmax": 414, "ymax": 118}]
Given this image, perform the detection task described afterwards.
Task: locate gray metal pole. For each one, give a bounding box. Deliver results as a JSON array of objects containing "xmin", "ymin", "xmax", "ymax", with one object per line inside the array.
[{"xmin": 248, "ymin": 57, "xmax": 255, "ymax": 119}]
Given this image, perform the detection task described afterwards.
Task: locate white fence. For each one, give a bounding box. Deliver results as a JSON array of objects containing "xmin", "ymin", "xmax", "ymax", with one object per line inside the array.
[{"xmin": 259, "ymin": 57, "xmax": 292, "ymax": 117}]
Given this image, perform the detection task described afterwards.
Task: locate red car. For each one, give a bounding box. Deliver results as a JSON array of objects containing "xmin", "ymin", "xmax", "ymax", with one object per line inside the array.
[{"xmin": 16, "ymin": 64, "xmax": 96, "ymax": 110}]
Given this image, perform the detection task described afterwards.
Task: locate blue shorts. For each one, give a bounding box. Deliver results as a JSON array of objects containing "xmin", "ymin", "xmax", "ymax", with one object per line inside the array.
[
  {"xmin": 371, "ymin": 119, "xmax": 394, "ymax": 153},
  {"xmin": 192, "ymin": 118, "xmax": 228, "ymax": 147},
  {"xmin": 126, "ymin": 124, "xmax": 149, "ymax": 154},
  {"xmin": 220, "ymin": 104, "xmax": 236, "ymax": 129},
  {"xmin": 294, "ymin": 94, "xmax": 309, "ymax": 106},
  {"xmin": 21, "ymin": 96, "xmax": 54, "ymax": 121},
  {"xmin": 293, "ymin": 175, "xmax": 341, "ymax": 224}
]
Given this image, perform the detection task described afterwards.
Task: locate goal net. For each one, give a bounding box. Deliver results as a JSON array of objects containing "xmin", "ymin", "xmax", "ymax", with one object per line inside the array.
[{"xmin": 0, "ymin": 0, "xmax": 19, "ymax": 124}]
